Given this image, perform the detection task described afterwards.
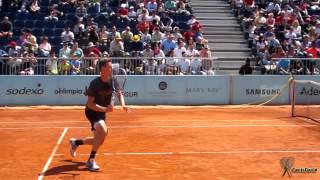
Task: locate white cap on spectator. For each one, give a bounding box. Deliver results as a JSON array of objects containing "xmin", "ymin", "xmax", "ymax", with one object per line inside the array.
[{"xmin": 88, "ymin": 42, "xmax": 95, "ymax": 47}]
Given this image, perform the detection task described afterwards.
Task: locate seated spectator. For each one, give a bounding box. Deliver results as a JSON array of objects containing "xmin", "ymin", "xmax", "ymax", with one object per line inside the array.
[
  {"xmin": 0, "ymin": 16, "xmax": 13, "ymax": 38},
  {"xmin": 109, "ymin": 34, "xmax": 124, "ymax": 57},
  {"xmin": 45, "ymin": 6, "xmax": 60, "ymax": 21},
  {"xmin": 28, "ymin": 0, "xmax": 40, "ymax": 14},
  {"xmin": 69, "ymin": 42, "xmax": 84, "ymax": 59},
  {"xmin": 141, "ymin": 29, "xmax": 152, "ymax": 46},
  {"xmin": 73, "ymin": 18, "xmax": 85, "ymax": 41},
  {"xmin": 128, "ymin": 6, "xmax": 137, "ymax": 19},
  {"xmin": 118, "ymin": 4, "xmax": 129, "ymax": 22},
  {"xmin": 8, "ymin": 41, "xmax": 22, "ymax": 58},
  {"xmin": 190, "ymin": 52, "xmax": 202, "ymax": 75},
  {"xmin": 172, "ymin": 27, "xmax": 183, "ymax": 41},
  {"xmin": 59, "ymin": 41, "xmax": 71, "ymax": 58},
  {"xmin": 76, "ymin": 3, "xmax": 88, "ymax": 19},
  {"xmin": 176, "ymin": 51, "xmax": 190, "ymax": 75},
  {"xmin": 19, "ymin": 50, "xmax": 37, "ymax": 75},
  {"xmin": 160, "ymin": 11, "xmax": 173, "ymax": 28},
  {"xmin": 137, "ymin": 17, "xmax": 150, "ymax": 33},
  {"xmin": 177, "ymin": 0, "xmax": 190, "ymax": 15},
  {"xmin": 239, "ymin": 58, "xmax": 253, "ymax": 75},
  {"xmin": 38, "ymin": 37, "xmax": 51, "ymax": 57},
  {"xmin": 174, "ymin": 39, "xmax": 186, "ymax": 59},
  {"xmin": 46, "ymin": 51, "xmax": 58, "ymax": 75},
  {"xmin": 108, "ymin": 26, "xmax": 120, "ymax": 42},
  {"xmin": 185, "ymin": 43, "xmax": 199, "ymax": 57},
  {"xmin": 61, "ymin": 27, "xmax": 75, "ymax": 43},
  {"xmin": 58, "ymin": 56, "xmax": 70, "ymax": 75},
  {"xmin": 152, "ymin": 27, "xmax": 164, "ymax": 43},
  {"xmin": 88, "ymin": 26, "xmax": 99, "ymax": 45},
  {"xmin": 154, "ymin": 42, "xmax": 165, "ymax": 60},
  {"xmin": 130, "ymin": 35, "xmax": 144, "ymax": 52},
  {"xmin": 147, "ymin": 0, "xmax": 157, "ymax": 12},
  {"xmin": 157, "ymin": 1, "xmax": 166, "ymax": 13},
  {"xmin": 161, "ymin": 34, "xmax": 177, "ymax": 54},
  {"xmin": 70, "ymin": 56, "xmax": 81, "ymax": 75},
  {"xmin": 165, "ymin": 0, "xmax": 177, "ymax": 13},
  {"xmin": 187, "ymin": 15, "xmax": 197, "ymax": 26},
  {"xmin": 121, "ymin": 26, "xmax": 133, "ymax": 52},
  {"xmin": 24, "ymin": 29, "xmax": 38, "ymax": 53},
  {"xmin": 277, "ymin": 59, "xmax": 290, "ymax": 75},
  {"xmin": 99, "ymin": 25, "xmax": 109, "ymax": 46},
  {"xmin": 85, "ymin": 42, "xmax": 101, "ymax": 72},
  {"xmin": 165, "ymin": 49, "xmax": 178, "ymax": 75},
  {"xmin": 200, "ymin": 45, "xmax": 214, "ymax": 75},
  {"xmin": 306, "ymin": 41, "xmax": 320, "ymax": 59}
]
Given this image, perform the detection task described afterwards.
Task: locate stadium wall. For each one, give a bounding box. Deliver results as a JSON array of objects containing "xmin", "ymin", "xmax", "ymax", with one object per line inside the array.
[{"xmin": 0, "ymin": 75, "xmax": 319, "ymax": 106}]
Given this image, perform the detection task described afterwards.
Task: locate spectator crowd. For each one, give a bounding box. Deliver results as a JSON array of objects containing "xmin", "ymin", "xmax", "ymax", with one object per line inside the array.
[
  {"xmin": 0, "ymin": 0, "xmax": 214, "ymax": 75},
  {"xmin": 232, "ymin": 0, "xmax": 320, "ymax": 75}
]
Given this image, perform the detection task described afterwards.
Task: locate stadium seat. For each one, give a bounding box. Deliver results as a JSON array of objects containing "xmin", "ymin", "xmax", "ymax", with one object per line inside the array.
[
  {"xmin": 34, "ymin": 20, "xmax": 44, "ymax": 28},
  {"xmin": 43, "ymin": 20, "xmax": 55, "ymax": 28},
  {"xmin": 55, "ymin": 20, "xmax": 65, "ymax": 28},
  {"xmin": 13, "ymin": 20, "xmax": 24, "ymax": 29},
  {"xmin": 43, "ymin": 28, "xmax": 54, "ymax": 37},
  {"xmin": 16, "ymin": 13, "xmax": 31, "ymax": 20},
  {"xmin": 32, "ymin": 28, "xmax": 43, "ymax": 37},
  {"xmin": 54, "ymin": 28, "xmax": 64, "ymax": 36},
  {"xmin": 24, "ymin": 20, "xmax": 35, "ymax": 29}
]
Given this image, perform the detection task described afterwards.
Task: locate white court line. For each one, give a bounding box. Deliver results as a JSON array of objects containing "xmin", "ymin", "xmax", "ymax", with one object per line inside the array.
[
  {"xmin": 0, "ymin": 124, "xmax": 318, "ymax": 130},
  {"xmin": 54, "ymin": 149, "xmax": 320, "ymax": 157},
  {"xmin": 37, "ymin": 127, "xmax": 68, "ymax": 180},
  {"xmin": 0, "ymin": 119, "xmax": 286, "ymax": 124}
]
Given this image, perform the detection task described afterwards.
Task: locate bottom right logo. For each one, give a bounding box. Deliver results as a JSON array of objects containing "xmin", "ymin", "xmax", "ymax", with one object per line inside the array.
[{"xmin": 280, "ymin": 157, "xmax": 317, "ymax": 177}]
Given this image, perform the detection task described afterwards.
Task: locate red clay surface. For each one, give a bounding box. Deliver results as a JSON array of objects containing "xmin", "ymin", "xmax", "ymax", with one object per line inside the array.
[{"xmin": 0, "ymin": 106, "xmax": 319, "ymax": 180}]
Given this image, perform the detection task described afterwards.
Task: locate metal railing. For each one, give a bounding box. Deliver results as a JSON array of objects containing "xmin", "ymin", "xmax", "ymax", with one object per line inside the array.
[
  {"xmin": 264, "ymin": 58, "xmax": 320, "ymax": 75},
  {"xmin": 0, "ymin": 56, "xmax": 220, "ymax": 75}
]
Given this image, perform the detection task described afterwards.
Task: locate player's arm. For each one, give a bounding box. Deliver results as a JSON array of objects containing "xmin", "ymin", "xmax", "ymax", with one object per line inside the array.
[
  {"xmin": 86, "ymin": 96, "xmax": 112, "ymax": 113},
  {"xmin": 116, "ymin": 89, "xmax": 130, "ymax": 112}
]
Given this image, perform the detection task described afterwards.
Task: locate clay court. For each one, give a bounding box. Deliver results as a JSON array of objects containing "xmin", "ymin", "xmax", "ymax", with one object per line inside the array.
[{"xmin": 0, "ymin": 106, "xmax": 319, "ymax": 180}]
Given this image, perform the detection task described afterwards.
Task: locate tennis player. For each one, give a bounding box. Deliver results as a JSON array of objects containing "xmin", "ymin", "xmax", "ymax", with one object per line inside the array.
[{"xmin": 69, "ymin": 58, "xmax": 130, "ymax": 171}]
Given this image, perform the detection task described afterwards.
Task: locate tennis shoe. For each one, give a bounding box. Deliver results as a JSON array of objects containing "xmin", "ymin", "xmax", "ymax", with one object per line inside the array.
[
  {"xmin": 86, "ymin": 159, "xmax": 100, "ymax": 171},
  {"xmin": 69, "ymin": 138, "xmax": 78, "ymax": 157}
]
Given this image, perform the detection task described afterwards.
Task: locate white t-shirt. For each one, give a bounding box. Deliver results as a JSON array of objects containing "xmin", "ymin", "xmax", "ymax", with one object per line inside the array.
[
  {"xmin": 177, "ymin": 59, "xmax": 190, "ymax": 73},
  {"xmin": 174, "ymin": 47, "xmax": 186, "ymax": 58},
  {"xmin": 190, "ymin": 58, "xmax": 202, "ymax": 72}
]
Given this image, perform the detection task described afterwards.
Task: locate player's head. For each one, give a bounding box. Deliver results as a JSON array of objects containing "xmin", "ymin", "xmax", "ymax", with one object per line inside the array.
[{"xmin": 99, "ymin": 59, "xmax": 112, "ymax": 76}]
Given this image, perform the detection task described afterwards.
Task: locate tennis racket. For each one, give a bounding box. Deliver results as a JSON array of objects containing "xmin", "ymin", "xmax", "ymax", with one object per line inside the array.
[{"xmin": 110, "ymin": 63, "xmax": 127, "ymax": 106}]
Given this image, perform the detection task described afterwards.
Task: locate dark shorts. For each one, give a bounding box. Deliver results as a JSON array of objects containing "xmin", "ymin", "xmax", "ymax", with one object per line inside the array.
[{"xmin": 85, "ymin": 108, "xmax": 106, "ymax": 131}]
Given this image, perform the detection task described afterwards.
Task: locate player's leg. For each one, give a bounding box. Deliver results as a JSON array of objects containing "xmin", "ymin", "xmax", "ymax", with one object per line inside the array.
[{"xmin": 86, "ymin": 120, "xmax": 108, "ymax": 171}]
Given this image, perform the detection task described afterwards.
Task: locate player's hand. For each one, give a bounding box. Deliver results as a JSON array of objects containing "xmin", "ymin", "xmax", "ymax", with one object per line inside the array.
[
  {"xmin": 106, "ymin": 105, "xmax": 113, "ymax": 112},
  {"xmin": 121, "ymin": 106, "xmax": 131, "ymax": 113}
]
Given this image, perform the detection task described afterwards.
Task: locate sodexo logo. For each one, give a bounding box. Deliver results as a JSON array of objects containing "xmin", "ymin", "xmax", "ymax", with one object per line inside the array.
[{"xmin": 6, "ymin": 83, "xmax": 45, "ymax": 95}]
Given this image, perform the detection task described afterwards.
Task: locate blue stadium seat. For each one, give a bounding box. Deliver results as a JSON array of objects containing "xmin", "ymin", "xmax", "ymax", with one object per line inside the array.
[
  {"xmin": 43, "ymin": 28, "xmax": 54, "ymax": 37},
  {"xmin": 14, "ymin": 20, "xmax": 24, "ymax": 29},
  {"xmin": 63, "ymin": 20, "xmax": 74, "ymax": 28},
  {"xmin": 16, "ymin": 13, "xmax": 31, "ymax": 20},
  {"xmin": 24, "ymin": 20, "xmax": 35, "ymax": 29},
  {"xmin": 43, "ymin": 20, "xmax": 55, "ymax": 28},
  {"xmin": 34, "ymin": 20, "xmax": 44, "ymax": 28},
  {"xmin": 54, "ymin": 21, "xmax": 63, "ymax": 29},
  {"xmin": 33, "ymin": 28, "xmax": 43, "ymax": 37},
  {"xmin": 13, "ymin": 29, "xmax": 21, "ymax": 36},
  {"xmin": 54, "ymin": 28, "xmax": 63, "ymax": 36}
]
